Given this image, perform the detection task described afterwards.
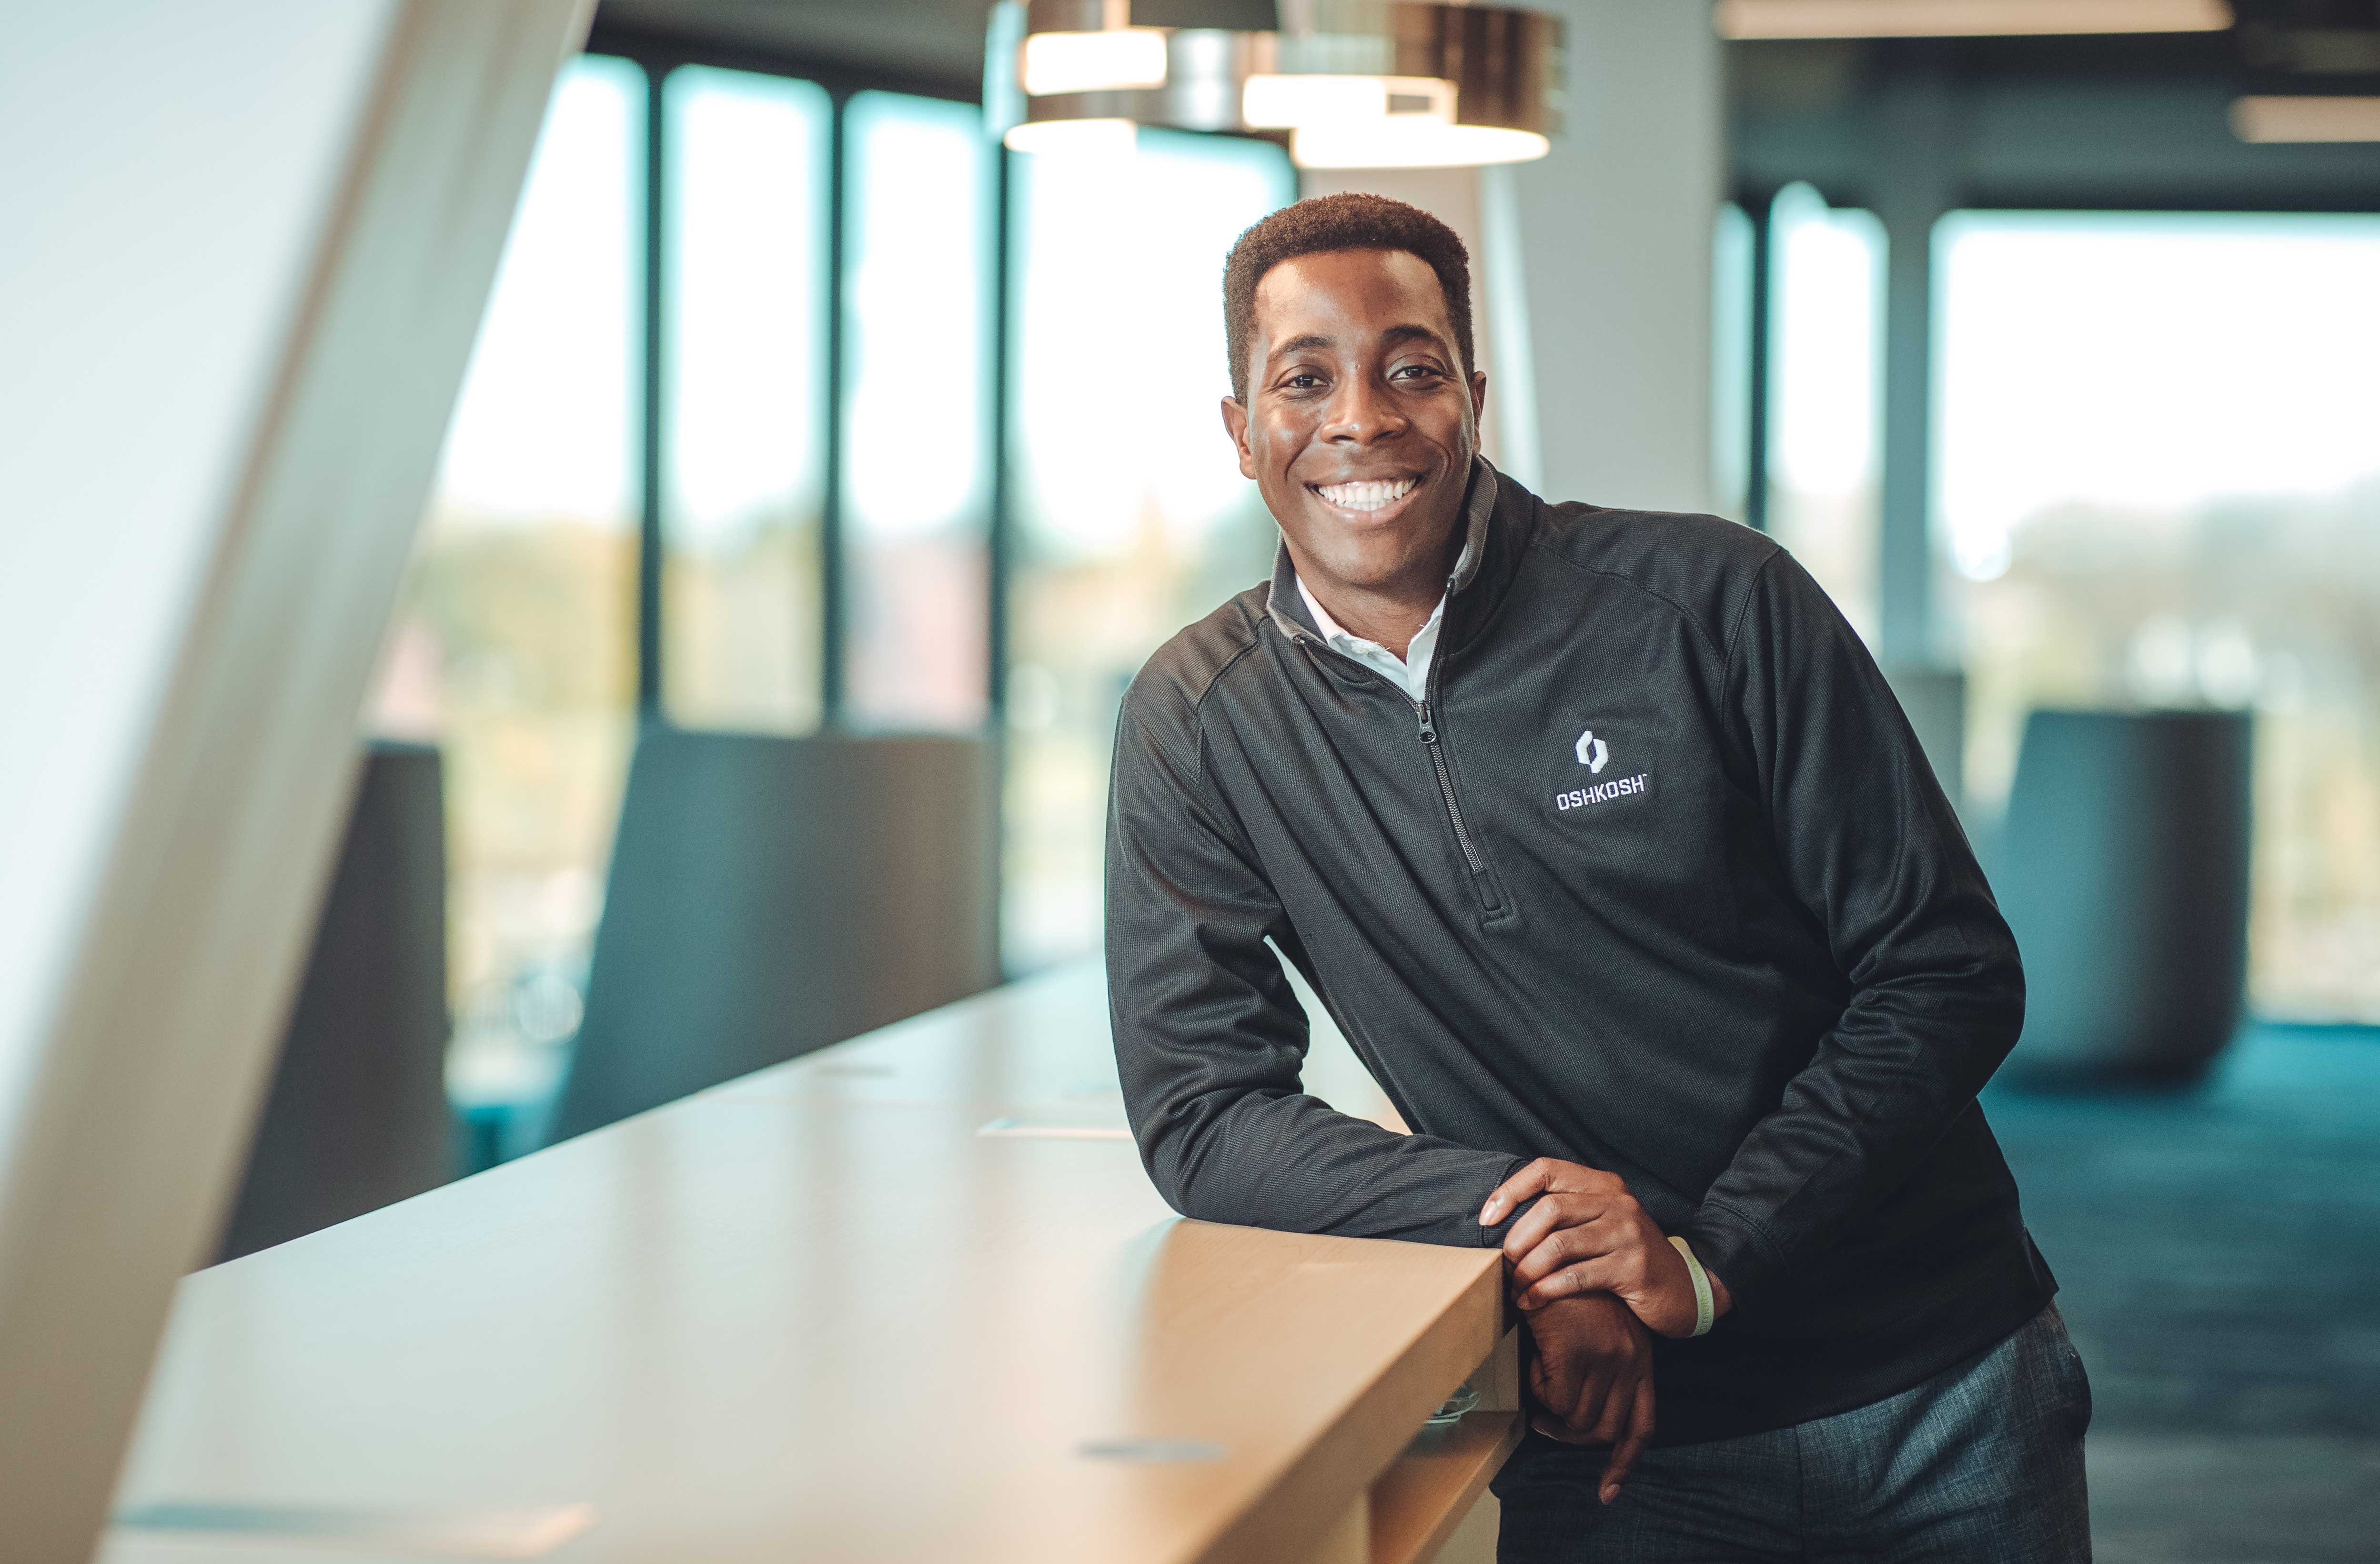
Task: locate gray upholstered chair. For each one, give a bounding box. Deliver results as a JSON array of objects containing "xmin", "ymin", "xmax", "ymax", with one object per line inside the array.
[
  {"xmin": 215, "ymin": 741, "xmax": 455, "ymax": 1262},
  {"xmin": 547, "ymin": 729, "xmax": 1000, "ymax": 1143},
  {"xmin": 1995, "ymin": 708, "xmax": 2253, "ymax": 1089},
  {"xmin": 1884, "ymin": 665, "xmax": 1967, "ymax": 817}
]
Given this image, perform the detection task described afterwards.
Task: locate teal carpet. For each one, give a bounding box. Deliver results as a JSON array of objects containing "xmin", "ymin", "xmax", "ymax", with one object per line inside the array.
[{"xmin": 1986, "ymin": 1027, "xmax": 2380, "ymax": 1563}]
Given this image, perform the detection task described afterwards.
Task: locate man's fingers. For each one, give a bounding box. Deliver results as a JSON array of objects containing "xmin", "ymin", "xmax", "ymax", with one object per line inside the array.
[
  {"xmin": 1509, "ymin": 1220, "xmax": 1622, "ymax": 1288},
  {"xmin": 1532, "ymin": 1413, "xmax": 1603, "ymax": 1446},
  {"xmin": 1515, "ymin": 1256, "xmax": 1626, "ymax": 1311},
  {"xmin": 1530, "ymin": 1344, "xmax": 1581, "ymax": 1422},
  {"xmin": 1583, "ymin": 1364, "xmax": 1634, "ymax": 1444},
  {"xmin": 1497, "ymin": 1190, "xmax": 1594, "ymax": 1257},
  {"xmin": 1479, "ymin": 1160, "xmax": 1557, "ymax": 1226},
  {"xmin": 1598, "ymin": 1375, "xmax": 1658, "ymax": 1504},
  {"xmin": 1481, "ymin": 1159, "xmax": 1623, "ymax": 1227},
  {"xmin": 1568, "ymin": 1358, "xmax": 1618, "ymax": 1438}
]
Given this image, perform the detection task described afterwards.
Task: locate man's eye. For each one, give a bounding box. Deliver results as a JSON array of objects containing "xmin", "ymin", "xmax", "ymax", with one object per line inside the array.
[{"xmin": 1282, "ymin": 373, "xmax": 1324, "ymax": 390}]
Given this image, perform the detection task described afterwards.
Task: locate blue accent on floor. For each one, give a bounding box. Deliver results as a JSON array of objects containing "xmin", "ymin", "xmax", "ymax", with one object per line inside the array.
[{"xmin": 1985, "ymin": 1026, "xmax": 2380, "ymax": 1561}]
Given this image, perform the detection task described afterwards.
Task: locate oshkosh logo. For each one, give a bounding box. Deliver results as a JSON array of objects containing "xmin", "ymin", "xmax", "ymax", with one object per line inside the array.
[
  {"xmin": 1555, "ymin": 774, "xmax": 1648, "ymax": 811},
  {"xmin": 1574, "ymin": 729, "xmax": 1610, "ymax": 773}
]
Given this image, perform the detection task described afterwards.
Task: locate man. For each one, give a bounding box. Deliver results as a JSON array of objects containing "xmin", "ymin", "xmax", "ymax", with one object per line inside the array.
[{"xmin": 1104, "ymin": 193, "xmax": 2089, "ymax": 1561}]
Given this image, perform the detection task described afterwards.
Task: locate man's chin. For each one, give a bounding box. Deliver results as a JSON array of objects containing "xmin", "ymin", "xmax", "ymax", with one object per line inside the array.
[
  {"xmin": 1299, "ymin": 538, "xmax": 1445, "ymax": 597},
  {"xmin": 1291, "ymin": 505, "xmax": 1462, "ymax": 591}
]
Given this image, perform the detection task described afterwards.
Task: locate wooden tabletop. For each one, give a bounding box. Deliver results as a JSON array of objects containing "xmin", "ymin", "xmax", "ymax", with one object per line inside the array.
[{"xmin": 105, "ymin": 965, "xmax": 1509, "ymax": 1564}]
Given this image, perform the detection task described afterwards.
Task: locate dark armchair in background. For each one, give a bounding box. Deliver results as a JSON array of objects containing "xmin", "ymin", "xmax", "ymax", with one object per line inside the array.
[
  {"xmin": 216, "ymin": 741, "xmax": 454, "ymax": 1262},
  {"xmin": 1996, "ymin": 708, "xmax": 2254, "ymax": 1089},
  {"xmin": 546, "ymin": 729, "xmax": 1000, "ymax": 1144}
]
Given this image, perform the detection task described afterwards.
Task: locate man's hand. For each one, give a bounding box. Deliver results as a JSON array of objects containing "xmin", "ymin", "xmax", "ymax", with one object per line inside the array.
[
  {"xmin": 1523, "ymin": 1292, "xmax": 1656, "ymax": 1504},
  {"xmin": 1481, "ymin": 1158, "xmax": 1735, "ymax": 1337}
]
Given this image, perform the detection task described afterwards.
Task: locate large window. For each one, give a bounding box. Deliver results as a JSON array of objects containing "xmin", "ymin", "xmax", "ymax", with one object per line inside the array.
[
  {"xmin": 841, "ymin": 91, "xmax": 996, "ymax": 731},
  {"xmin": 1004, "ymin": 129, "xmax": 1297, "ymax": 969},
  {"xmin": 374, "ymin": 51, "xmax": 1300, "ymax": 1118},
  {"xmin": 1765, "ymin": 183, "xmax": 1886, "ymax": 646},
  {"xmin": 1936, "ymin": 212, "xmax": 2380, "ymax": 1021},
  {"xmin": 661, "ymin": 66, "xmax": 832, "ymax": 734},
  {"xmin": 372, "ymin": 56, "xmax": 644, "ymax": 1102}
]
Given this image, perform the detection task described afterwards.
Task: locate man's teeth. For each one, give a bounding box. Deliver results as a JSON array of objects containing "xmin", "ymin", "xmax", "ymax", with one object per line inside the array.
[{"xmin": 1317, "ymin": 477, "xmax": 1419, "ymax": 512}]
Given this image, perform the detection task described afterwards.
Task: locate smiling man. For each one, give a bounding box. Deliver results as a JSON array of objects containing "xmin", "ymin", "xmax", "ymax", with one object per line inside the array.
[{"xmin": 1104, "ymin": 194, "xmax": 2088, "ymax": 1562}]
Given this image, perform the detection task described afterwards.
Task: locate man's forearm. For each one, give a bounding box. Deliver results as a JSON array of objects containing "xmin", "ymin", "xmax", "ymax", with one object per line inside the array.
[{"xmin": 1130, "ymin": 1080, "xmax": 1523, "ymax": 1247}]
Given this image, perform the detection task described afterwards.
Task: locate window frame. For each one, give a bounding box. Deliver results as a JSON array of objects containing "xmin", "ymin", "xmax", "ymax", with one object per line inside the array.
[{"xmin": 584, "ymin": 25, "xmax": 1017, "ymax": 732}]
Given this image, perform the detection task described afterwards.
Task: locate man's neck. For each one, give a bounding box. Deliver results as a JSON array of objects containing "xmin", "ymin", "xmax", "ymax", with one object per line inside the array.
[
  {"xmin": 1298, "ymin": 574, "xmax": 1442, "ymax": 660},
  {"xmin": 1291, "ymin": 530, "xmax": 1462, "ymax": 660}
]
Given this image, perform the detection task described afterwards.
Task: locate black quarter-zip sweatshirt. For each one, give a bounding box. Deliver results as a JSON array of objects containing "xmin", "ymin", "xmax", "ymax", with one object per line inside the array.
[{"xmin": 1104, "ymin": 459, "xmax": 2055, "ymax": 1446}]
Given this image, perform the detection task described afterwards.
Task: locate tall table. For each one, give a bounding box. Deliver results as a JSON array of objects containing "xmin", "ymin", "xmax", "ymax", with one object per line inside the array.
[{"xmin": 105, "ymin": 965, "xmax": 1521, "ymax": 1564}]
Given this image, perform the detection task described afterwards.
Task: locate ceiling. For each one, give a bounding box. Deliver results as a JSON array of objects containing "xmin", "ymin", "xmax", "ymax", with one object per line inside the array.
[{"xmin": 590, "ymin": 0, "xmax": 992, "ymax": 88}]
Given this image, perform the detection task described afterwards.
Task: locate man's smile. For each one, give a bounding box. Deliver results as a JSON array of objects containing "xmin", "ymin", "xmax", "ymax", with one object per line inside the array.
[{"xmin": 1308, "ymin": 473, "xmax": 1426, "ymax": 520}]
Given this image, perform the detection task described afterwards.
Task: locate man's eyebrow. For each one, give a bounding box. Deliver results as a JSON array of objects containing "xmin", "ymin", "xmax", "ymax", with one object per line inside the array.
[
  {"xmin": 1266, "ymin": 332, "xmax": 1333, "ymax": 362},
  {"xmin": 1264, "ymin": 323, "xmax": 1450, "ymax": 363}
]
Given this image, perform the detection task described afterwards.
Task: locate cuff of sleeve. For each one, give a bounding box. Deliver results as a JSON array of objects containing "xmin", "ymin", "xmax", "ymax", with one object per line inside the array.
[
  {"xmin": 1681, "ymin": 1199, "xmax": 1785, "ymax": 1302},
  {"xmin": 1474, "ymin": 1157, "xmax": 1536, "ymax": 1249}
]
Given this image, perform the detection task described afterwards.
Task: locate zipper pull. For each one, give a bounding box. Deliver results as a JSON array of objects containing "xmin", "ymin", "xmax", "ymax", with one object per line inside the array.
[{"xmin": 1417, "ymin": 703, "xmax": 1438, "ymax": 744}]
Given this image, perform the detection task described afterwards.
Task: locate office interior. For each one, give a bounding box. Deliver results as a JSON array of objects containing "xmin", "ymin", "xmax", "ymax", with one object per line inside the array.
[{"xmin": 6, "ymin": 1, "xmax": 2380, "ymax": 1560}]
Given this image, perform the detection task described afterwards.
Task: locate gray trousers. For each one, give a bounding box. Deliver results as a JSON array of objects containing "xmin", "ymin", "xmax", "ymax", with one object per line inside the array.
[{"xmin": 1492, "ymin": 1305, "xmax": 2093, "ymax": 1563}]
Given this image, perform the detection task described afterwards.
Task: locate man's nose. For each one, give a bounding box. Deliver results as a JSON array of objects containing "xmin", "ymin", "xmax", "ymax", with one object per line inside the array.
[{"xmin": 1320, "ymin": 375, "xmax": 1407, "ymax": 444}]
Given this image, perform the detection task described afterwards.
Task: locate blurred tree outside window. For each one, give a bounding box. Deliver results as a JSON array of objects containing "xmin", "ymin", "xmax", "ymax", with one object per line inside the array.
[
  {"xmin": 1936, "ymin": 212, "xmax": 2380, "ymax": 1022},
  {"xmin": 1003, "ymin": 129, "xmax": 1295, "ymax": 971},
  {"xmin": 661, "ymin": 65, "xmax": 831, "ymax": 733},
  {"xmin": 368, "ymin": 56, "xmax": 645, "ymax": 1108},
  {"xmin": 842, "ymin": 91, "xmax": 994, "ymax": 732}
]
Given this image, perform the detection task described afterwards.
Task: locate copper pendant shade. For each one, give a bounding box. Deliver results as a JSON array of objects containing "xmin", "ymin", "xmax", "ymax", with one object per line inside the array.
[{"xmin": 988, "ymin": 0, "xmax": 1567, "ymax": 168}]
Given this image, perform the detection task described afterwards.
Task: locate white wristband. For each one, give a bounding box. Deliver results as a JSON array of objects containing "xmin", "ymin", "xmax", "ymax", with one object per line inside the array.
[{"xmin": 1669, "ymin": 1235, "xmax": 1715, "ymax": 1338}]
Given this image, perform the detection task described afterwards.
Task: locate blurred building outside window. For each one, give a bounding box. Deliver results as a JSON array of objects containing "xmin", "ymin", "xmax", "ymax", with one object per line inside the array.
[
  {"xmin": 1004, "ymin": 129, "xmax": 1295, "ymax": 971},
  {"xmin": 368, "ymin": 55, "xmax": 645, "ymax": 1110},
  {"xmin": 1765, "ymin": 182, "xmax": 1885, "ymax": 647},
  {"xmin": 842, "ymin": 90, "xmax": 994, "ymax": 731},
  {"xmin": 661, "ymin": 65, "xmax": 831, "ymax": 733},
  {"xmin": 1936, "ymin": 212, "xmax": 2380, "ymax": 1022}
]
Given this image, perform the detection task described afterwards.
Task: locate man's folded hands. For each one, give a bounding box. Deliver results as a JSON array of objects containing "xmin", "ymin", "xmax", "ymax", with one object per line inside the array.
[{"xmin": 1481, "ymin": 1157, "xmax": 1733, "ymax": 1337}]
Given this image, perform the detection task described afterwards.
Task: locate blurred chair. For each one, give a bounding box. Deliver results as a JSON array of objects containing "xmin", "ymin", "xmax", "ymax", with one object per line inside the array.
[
  {"xmin": 216, "ymin": 741, "xmax": 454, "ymax": 1262},
  {"xmin": 1884, "ymin": 664, "xmax": 1967, "ymax": 818},
  {"xmin": 547, "ymin": 729, "xmax": 1000, "ymax": 1143},
  {"xmin": 1996, "ymin": 708, "xmax": 2253, "ymax": 1089}
]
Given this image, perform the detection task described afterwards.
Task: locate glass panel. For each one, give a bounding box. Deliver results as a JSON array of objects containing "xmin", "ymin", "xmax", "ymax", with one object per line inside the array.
[
  {"xmin": 1936, "ymin": 212, "xmax": 2380, "ymax": 1021},
  {"xmin": 842, "ymin": 91, "xmax": 994, "ymax": 731},
  {"xmin": 1710, "ymin": 201, "xmax": 1754, "ymax": 524},
  {"xmin": 1765, "ymin": 183, "xmax": 1885, "ymax": 645},
  {"xmin": 1005, "ymin": 130, "xmax": 1296, "ymax": 970},
  {"xmin": 661, "ymin": 65, "xmax": 831, "ymax": 732},
  {"xmin": 368, "ymin": 55, "xmax": 644, "ymax": 1105}
]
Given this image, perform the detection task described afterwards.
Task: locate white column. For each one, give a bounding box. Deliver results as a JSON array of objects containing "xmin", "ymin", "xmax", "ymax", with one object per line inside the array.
[
  {"xmin": 0, "ymin": 2, "xmax": 591, "ymax": 1556},
  {"xmin": 1509, "ymin": 0, "xmax": 1724, "ymax": 513}
]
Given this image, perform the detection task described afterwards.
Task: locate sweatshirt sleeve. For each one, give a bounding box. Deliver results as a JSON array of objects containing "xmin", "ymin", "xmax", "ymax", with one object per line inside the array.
[
  {"xmin": 1680, "ymin": 550, "xmax": 2026, "ymax": 1300},
  {"xmin": 1105, "ymin": 696, "xmax": 1522, "ymax": 1248}
]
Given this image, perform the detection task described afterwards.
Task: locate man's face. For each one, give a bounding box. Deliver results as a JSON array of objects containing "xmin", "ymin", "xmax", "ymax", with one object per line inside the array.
[{"xmin": 1222, "ymin": 248, "xmax": 1486, "ymax": 598}]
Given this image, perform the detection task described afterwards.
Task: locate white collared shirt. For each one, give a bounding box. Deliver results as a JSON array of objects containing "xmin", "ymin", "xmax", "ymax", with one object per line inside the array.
[
  {"xmin": 1291, "ymin": 457, "xmax": 1494, "ymax": 705},
  {"xmin": 1296, "ymin": 575, "xmax": 1449, "ymax": 705}
]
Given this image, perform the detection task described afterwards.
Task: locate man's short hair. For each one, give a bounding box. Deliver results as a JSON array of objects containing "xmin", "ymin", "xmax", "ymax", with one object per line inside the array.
[{"xmin": 1221, "ymin": 192, "xmax": 1474, "ymax": 402}]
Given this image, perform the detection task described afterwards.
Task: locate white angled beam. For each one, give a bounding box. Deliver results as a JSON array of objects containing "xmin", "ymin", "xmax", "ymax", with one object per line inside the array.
[{"xmin": 0, "ymin": 2, "xmax": 594, "ymax": 1558}]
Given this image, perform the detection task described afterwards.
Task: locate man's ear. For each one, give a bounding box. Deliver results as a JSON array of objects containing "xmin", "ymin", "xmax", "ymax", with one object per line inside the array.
[
  {"xmin": 1469, "ymin": 369, "xmax": 1489, "ymax": 425},
  {"xmin": 1220, "ymin": 395, "xmax": 1257, "ymax": 480}
]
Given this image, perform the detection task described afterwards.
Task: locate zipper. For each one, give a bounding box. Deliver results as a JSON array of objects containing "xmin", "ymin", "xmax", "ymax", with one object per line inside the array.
[
  {"xmin": 1286, "ymin": 621, "xmax": 1505, "ymax": 915},
  {"xmin": 1415, "ymin": 702, "xmax": 1486, "ymax": 876}
]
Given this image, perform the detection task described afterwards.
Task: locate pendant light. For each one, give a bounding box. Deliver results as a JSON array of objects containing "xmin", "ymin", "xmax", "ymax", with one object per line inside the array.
[{"xmin": 986, "ymin": 0, "xmax": 1565, "ymax": 169}]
